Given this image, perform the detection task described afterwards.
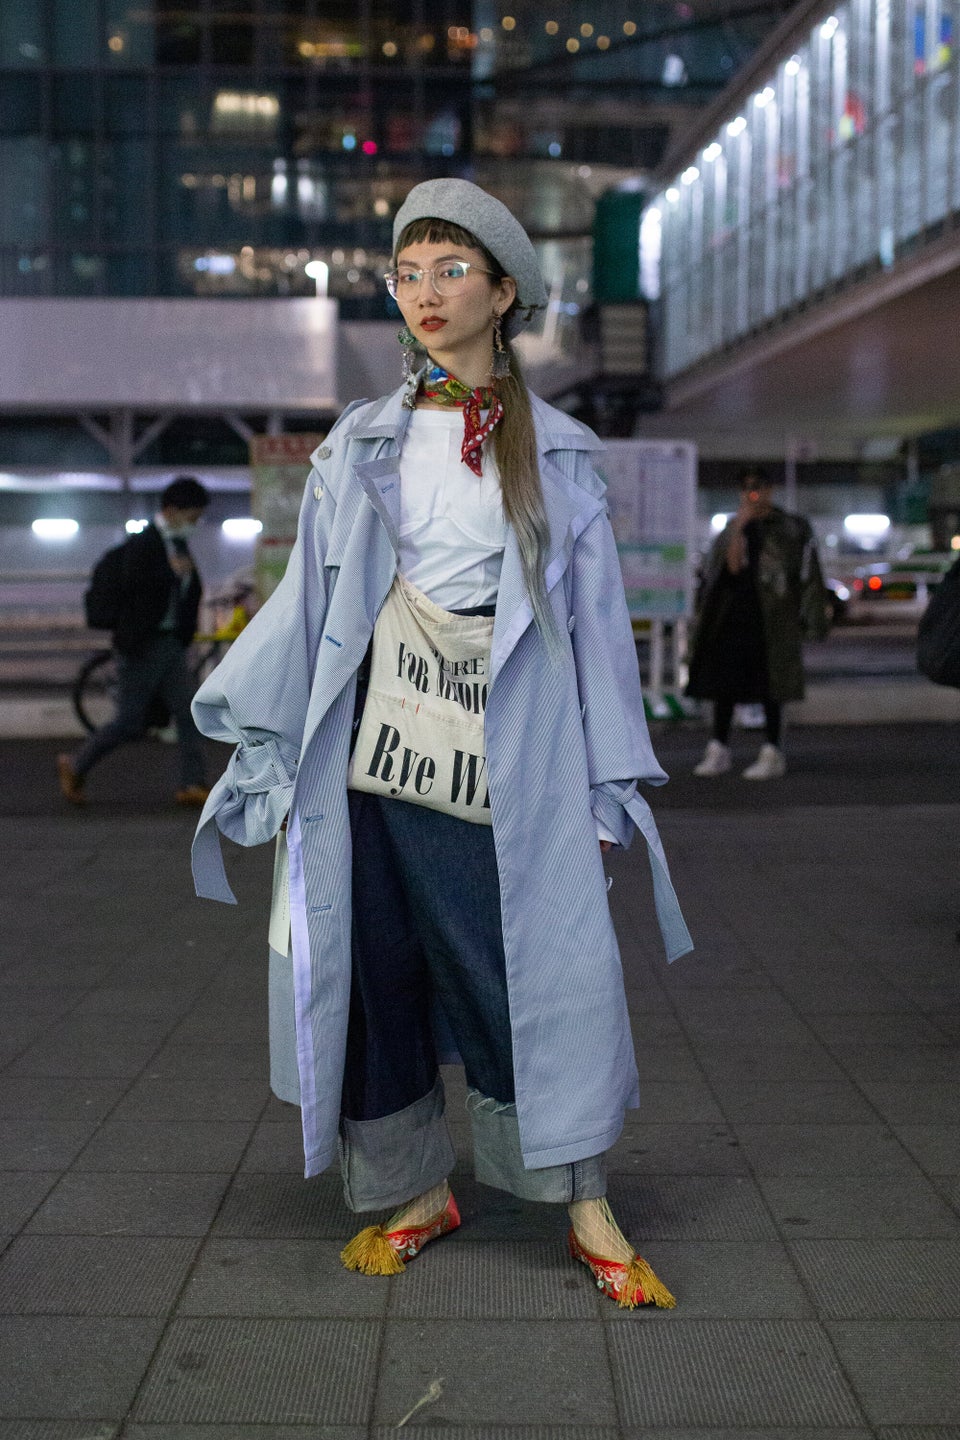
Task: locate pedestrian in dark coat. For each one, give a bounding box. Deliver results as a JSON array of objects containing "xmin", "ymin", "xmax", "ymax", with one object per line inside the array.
[
  {"xmin": 56, "ymin": 475, "xmax": 211, "ymax": 807},
  {"xmin": 687, "ymin": 467, "xmax": 828, "ymax": 779}
]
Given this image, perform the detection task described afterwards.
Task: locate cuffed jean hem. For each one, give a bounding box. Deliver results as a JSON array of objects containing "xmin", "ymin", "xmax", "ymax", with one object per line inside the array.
[
  {"xmin": 339, "ymin": 1078, "xmax": 456, "ymax": 1214},
  {"xmin": 467, "ymin": 1089, "xmax": 607, "ymax": 1204}
]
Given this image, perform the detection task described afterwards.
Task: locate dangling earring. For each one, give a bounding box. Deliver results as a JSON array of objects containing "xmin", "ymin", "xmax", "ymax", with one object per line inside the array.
[
  {"xmin": 398, "ymin": 323, "xmax": 421, "ymax": 384},
  {"xmin": 491, "ymin": 313, "xmax": 510, "ymax": 381}
]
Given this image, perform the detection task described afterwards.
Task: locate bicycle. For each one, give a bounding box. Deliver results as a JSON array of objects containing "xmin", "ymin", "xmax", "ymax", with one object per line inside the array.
[{"xmin": 71, "ymin": 633, "xmax": 231, "ymax": 734}]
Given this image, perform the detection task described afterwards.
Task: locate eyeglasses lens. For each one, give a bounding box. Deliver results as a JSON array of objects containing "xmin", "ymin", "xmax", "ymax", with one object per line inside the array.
[{"xmin": 385, "ymin": 263, "xmax": 470, "ymax": 298}]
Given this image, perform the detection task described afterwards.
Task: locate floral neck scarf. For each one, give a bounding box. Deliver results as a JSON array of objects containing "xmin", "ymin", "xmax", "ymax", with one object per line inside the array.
[{"xmin": 418, "ymin": 363, "xmax": 504, "ymax": 477}]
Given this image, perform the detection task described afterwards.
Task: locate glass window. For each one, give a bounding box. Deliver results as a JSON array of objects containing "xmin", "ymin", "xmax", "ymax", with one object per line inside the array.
[
  {"xmin": 1, "ymin": 248, "xmax": 52, "ymax": 293},
  {"xmin": 0, "ymin": 137, "xmax": 47, "ymax": 244},
  {"xmin": 209, "ymin": 0, "xmax": 255, "ymax": 66},
  {"xmin": 0, "ymin": 0, "xmax": 46, "ymax": 65},
  {"xmin": 105, "ymin": 0, "xmax": 155, "ymax": 65},
  {"xmin": 104, "ymin": 251, "xmax": 152, "ymax": 296},
  {"xmin": 50, "ymin": 140, "xmax": 100, "ymax": 245},
  {"xmin": 156, "ymin": 14, "xmax": 202, "ymax": 65},
  {"xmin": 0, "ymin": 73, "xmax": 42, "ymax": 132},
  {"xmin": 159, "ymin": 77, "xmax": 209, "ymax": 138},
  {"xmin": 102, "ymin": 139, "xmax": 152, "ymax": 243},
  {"xmin": 105, "ymin": 75, "xmax": 151, "ymax": 134},
  {"xmin": 53, "ymin": 77, "xmax": 99, "ymax": 136},
  {"xmin": 53, "ymin": 0, "xmax": 99, "ymax": 65}
]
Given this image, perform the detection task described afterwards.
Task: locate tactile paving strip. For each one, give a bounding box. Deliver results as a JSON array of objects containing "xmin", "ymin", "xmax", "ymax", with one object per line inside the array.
[
  {"xmin": 791, "ymin": 1239, "xmax": 960, "ymax": 1319},
  {"xmin": 391, "ymin": 1240, "xmax": 597, "ymax": 1319},
  {"xmin": 0, "ymin": 1235, "xmax": 198, "ymax": 1314},
  {"xmin": 134, "ymin": 1317, "xmax": 379, "ymax": 1424},
  {"xmin": 606, "ymin": 1174, "xmax": 778, "ymax": 1240},
  {"xmin": 372, "ymin": 1429, "xmax": 620, "ymax": 1440},
  {"xmin": 608, "ymin": 1319, "xmax": 864, "ymax": 1427},
  {"xmin": 212, "ymin": 1173, "xmax": 352, "ymax": 1238},
  {"xmin": 0, "ymin": 1426, "xmax": 117, "ymax": 1440}
]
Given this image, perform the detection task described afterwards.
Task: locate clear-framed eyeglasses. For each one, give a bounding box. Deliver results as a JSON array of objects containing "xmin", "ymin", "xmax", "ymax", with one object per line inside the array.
[{"xmin": 384, "ymin": 260, "xmax": 496, "ymax": 299}]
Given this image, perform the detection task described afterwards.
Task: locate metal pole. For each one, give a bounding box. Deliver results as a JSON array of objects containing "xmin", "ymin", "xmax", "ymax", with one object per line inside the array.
[{"xmin": 784, "ymin": 433, "xmax": 799, "ymax": 512}]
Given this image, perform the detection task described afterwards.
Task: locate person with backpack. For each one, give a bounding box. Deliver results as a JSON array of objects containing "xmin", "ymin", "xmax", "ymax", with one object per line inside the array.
[{"xmin": 57, "ymin": 475, "xmax": 212, "ymax": 807}]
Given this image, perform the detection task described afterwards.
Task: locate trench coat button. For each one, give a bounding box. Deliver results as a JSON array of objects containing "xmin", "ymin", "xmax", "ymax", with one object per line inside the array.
[
  {"xmin": 314, "ymin": 485, "xmax": 324, "ymax": 499},
  {"xmin": 316, "ymin": 445, "xmax": 332, "ymax": 460}
]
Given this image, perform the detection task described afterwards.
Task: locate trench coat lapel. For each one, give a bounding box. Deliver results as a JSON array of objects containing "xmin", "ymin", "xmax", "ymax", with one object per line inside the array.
[{"xmin": 299, "ymin": 397, "xmax": 413, "ymax": 757}]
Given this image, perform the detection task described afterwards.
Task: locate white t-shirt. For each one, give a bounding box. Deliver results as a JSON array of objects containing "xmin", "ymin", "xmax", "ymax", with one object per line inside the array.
[
  {"xmin": 398, "ymin": 409, "xmax": 508, "ymax": 610},
  {"xmin": 396, "ymin": 409, "xmax": 618, "ymax": 847}
]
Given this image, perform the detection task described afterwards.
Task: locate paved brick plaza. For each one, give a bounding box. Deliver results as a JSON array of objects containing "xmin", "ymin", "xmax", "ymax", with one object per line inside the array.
[{"xmin": 1, "ymin": 727, "xmax": 958, "ymax": 1438}]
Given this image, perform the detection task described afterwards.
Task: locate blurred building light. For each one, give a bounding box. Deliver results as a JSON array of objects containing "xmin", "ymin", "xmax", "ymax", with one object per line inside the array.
[
  {"xmin": 665, "ymin": 187, "xmax": 680, "ymax": 203},
  {"xmin": 222, "ymin": 518, "xmax": 263, "ymax": 541},
  {"xmin": 727, "ymin": 115, "xmax": 747, "ymax": 136},
  {"xmin": 545, "ymin": 20, "xmax": 559, "ymax": 34},
  {"xmin": 662, "ymin": 53, "xmax": 687, "ymax": 85},
  {"xmin": 785, "ymin": 54, "xmax": 802, "ymax": 75},
  {"xmin": 821, "ymin": 15, "xmax": 839, "ymax": 38},
  {"xmin": 639, "ymin": 206, "xmax": 662, "ymax": 300},
  {"xmin": 32, "ymin": 518, "xmax": 78, "ymax": 540},
  {"xmin": 382, "ymin": 40, "xmax": 397, "ymax": 56},
  {"xmin": 566, "ymin": 37, "xmax": 580, "ymax": 52},
  {"xmin": 108, "ymin": 34, "xmax": 124, "ymax": 52},
  {"xmin": 754, "ymin": 86, "xmax": 775, "ymax": 108},
  {"xmin": 597, "ymin": 35, "xmax": 610, "ymax": 49},
  {"xmin": 194, "ymin": 254, "xmax": 236, "ymax": 274},
  {"xmin": 342, "ymin": 133, "xmax": 357, "ymax": 151},
  {"xmin": 304, "ymin": 259, "xmax": 329, "ymax": 296},
  {"xmin": 501, "ymin": 15, "xmax": 516, "ymax": 30},
  {"xmin": 951, "ymin": 534, "xmax": 960, "ymax": 550},
  {"xmin": 703, "ymin": 142, "xmax": 722, "ymax": 162},
  {"xmin": 580, "ymin": 22, "xmax": 593, "ymax": 37},
  {"xmin": 680, "ymin": 166, "xmax": 699, "ymax": 185},
  {"xmin": 623, "ymin": 20, "xmax": 637, "ymax": 35},
  {"xmin": 844, "ymin": 513, "xmax": 890, "ymax": 539},
  {"xmin": 125, "ymin": 518, "xmax": 149, "ymax": 534},
  {"xmin": 548, "ymin": 141, "xmax": 562, "ymax": 157},
  {"xmin": 711, "ymin": 513, "xmax": 731, "ymax": 533},
  {"xmin": 361, "ymin": 140, "xmax": 378, "ymax": 155}
]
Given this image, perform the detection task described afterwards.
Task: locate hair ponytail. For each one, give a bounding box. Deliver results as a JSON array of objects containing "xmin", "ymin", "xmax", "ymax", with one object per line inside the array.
[{"xmin": 489, "ymin": 342, "xmax": 560, "ymax": 653}]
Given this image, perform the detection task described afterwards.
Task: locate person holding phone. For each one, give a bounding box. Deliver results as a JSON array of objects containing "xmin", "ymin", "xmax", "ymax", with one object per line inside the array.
[{"xmin": 687, "ymin": 467, "xmax": 829, "ymax": 779}]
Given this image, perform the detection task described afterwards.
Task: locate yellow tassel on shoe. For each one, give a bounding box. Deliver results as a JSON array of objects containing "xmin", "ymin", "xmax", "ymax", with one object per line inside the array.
[
  {"xmin": 619, "ymin": 1254, "xmax": 676, "ymax": 1310},
  {"xmin": 340, "ymin": 1224, "xmax": 405, "ymax": 1276}
]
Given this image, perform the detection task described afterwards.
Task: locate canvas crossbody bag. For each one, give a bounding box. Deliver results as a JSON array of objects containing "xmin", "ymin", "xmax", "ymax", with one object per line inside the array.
[{"xmin": 347, "ymin": 573, "xmax": 494, "ymax": 824}]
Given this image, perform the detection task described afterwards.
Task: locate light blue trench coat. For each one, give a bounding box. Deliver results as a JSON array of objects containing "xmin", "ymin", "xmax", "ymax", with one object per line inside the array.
[{"xmin": 191, "ymin": 380, "xmax": 692, "ymax": 1180}]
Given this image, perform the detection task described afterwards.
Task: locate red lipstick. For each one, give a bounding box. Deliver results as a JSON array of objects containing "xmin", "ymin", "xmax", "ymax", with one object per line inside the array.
[{"xmin": 420, "ymin": 317, "xmax": 447, "ymax": 332}]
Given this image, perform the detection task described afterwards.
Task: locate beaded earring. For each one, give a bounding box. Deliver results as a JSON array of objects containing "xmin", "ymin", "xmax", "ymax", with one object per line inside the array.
[
  {"xmin": 398, "ymin": 324, "xmax": 421, "ymax": 382},
  {"xmin": 490, "ymin": 313, "xmax": 510, "ymax": 381}
]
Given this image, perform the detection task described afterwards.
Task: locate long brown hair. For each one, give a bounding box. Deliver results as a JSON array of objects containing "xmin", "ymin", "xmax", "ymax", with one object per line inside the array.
[{"xmin": 394, "ymin": 218, "xmax": 557, "ymax": 648}]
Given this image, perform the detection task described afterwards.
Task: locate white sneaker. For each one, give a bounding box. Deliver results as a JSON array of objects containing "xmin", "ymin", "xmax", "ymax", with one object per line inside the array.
[
  {"xmin": 693, "ymin": 739, "xmax": 732, "ymax": 777},
  {"xmin": 742, "ymin": 743, "xmax": 786, "ymax": 780}
]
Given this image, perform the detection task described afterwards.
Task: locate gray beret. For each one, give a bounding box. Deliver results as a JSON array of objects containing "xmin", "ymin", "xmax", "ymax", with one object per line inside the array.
[{"xmin": 392, "ymin": 178, "xmax": 548, "ymax": 320}]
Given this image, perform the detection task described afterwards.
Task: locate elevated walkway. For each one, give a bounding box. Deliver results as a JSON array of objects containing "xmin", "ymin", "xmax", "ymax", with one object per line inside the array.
[{"xmin": 642, "ymin": 0, "xmax": 960, "ymax": 459}]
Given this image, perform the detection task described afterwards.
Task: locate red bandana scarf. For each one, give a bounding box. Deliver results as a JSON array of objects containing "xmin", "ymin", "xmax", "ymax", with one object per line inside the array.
[{"xmin": 419, "ymin": 363, "xmax": 504, "ymax": 477}]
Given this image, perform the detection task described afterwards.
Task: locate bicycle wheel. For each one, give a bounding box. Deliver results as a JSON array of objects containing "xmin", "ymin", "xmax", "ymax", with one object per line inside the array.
[{"xmin": 72, "ymin": 649, "xmax": 119, "ymax": 733}]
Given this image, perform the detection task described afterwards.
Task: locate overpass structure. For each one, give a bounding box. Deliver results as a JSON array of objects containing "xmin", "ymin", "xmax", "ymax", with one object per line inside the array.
[{"xmin": 638, "ymin": 0, "xmax": 960, "ymax": 466}]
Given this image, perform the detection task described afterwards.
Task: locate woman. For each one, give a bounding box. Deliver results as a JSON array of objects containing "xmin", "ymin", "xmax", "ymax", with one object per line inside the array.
[
  {"xmin": 687, "ymin": 467, "xmax": 828, "ymax": 780},
  {"xmin": 191, "ymin": 179, "xmax": 691, "ymax": 1309}
]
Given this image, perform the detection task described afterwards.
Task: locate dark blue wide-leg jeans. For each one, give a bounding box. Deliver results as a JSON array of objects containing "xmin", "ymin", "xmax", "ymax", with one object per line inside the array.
[{"xmin": 339, "ymin": 792, "xmax": 606, "ymax": 1212}]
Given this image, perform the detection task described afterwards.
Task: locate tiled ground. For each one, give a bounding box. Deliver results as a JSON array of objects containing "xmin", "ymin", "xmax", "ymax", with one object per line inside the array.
[{"xmin": 0, "ymin": 728, "xmax": 958, "ymax": 1438}]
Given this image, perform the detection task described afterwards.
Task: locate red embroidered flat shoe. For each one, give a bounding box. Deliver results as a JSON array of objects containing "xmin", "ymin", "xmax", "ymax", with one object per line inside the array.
[
  {"xmin": 340, "ymin": 1191, "xmax": 461, "ymax": 1276},
  {"xmin": 568, "ymin": 1226, "xmax": 676, "ymax": 1309}
]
